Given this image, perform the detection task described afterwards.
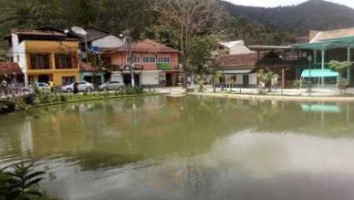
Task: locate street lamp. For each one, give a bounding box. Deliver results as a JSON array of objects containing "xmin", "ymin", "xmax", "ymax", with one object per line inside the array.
[
  {"xmin": 307, "ymin": 55, "xmax": 313, "ymax": 95},
  {"xmin": 119, "ymin": 31, "xmax": 136, "ymax": 87}
]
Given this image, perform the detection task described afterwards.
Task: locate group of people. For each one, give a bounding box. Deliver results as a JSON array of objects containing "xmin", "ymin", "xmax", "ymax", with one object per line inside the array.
[{"xmin": 0, "ymin": 80, "xmax": 25, "ymax": 96}]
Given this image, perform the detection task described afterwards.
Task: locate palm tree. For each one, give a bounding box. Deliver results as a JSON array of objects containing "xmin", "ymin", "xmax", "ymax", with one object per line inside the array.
[
  {"xmin": 211, "ymin": 72, "xmax": 221, "ymax": 93},
  {"xmin": 257, "ymin": 69, "xmax": 273, "ymax": 92}
]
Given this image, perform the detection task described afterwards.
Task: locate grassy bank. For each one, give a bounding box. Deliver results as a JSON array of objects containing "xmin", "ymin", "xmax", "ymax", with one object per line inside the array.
[{"xmin": 1, "ymin": 87, "xmax": 158, "ymax": 115}]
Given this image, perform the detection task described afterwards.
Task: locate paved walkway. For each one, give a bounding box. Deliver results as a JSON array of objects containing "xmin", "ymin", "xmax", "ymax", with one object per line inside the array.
[{"xmin": 155, "ymin": 85, "xmax": 354, "ymax": 101}]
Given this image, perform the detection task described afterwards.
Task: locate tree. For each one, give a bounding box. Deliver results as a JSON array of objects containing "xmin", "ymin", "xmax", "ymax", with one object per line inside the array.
[
  {"xmin": 211, "ymin": 71, "xmax": 221, "ymax": 93},
  {"xmin": 257, "ymin": 69, "xmax": 273, "ymax": 92},
  {"xmin": 153, "ymin": 0, "xmax": 223, "ymax": 87},
  {"xmin": 329, "ymin": 60, "xmax": 351, "ymax": 78},
  {"xmin": 329, "ymin": 60, "xmax": 352, "ymax": 90},
  {"xmin": 189, "ymin": 36, "xmax": 216, "ymax": 91}
]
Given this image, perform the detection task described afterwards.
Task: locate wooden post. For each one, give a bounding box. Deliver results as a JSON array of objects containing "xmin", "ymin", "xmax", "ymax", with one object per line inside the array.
[
  {"xmin": 347, "ymin": 47, "xmax": 351, "ymax": 83},
  {"xmin": 282, "ymin": 68, "xmax": 285, "ymax": 88},
  {"xmin": 51, "ymin": 52, "xmax": 56, "ymax": 70},
  {"xmin": 281, "ymin": 68, "xmax": 285, "ymax": 95}
]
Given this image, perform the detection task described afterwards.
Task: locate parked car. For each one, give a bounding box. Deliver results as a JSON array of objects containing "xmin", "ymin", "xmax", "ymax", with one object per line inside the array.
[
  {"xmin": 34, "ymin": 82, "xmax": 50, "ymax": 90},
  {"xmin": 22, "ymin": 82, "xmax": 49, "ymax": 92},
  {"xmin": 99, "ymin": 81, "xmax": 125, "ymax": 91},
  {"xmin": 61, "ymin": 81, "xmax": 94, "ymax": 93}
]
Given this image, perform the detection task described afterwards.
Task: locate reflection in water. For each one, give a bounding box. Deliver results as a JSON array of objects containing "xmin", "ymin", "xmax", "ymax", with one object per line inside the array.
[
  {"xmin": 301, "ymin": 104, "xmax": 341, "ymax": 113},
  {"xmin": 1, "ymin": 96, "xmax": 354, "ymax": 200}
]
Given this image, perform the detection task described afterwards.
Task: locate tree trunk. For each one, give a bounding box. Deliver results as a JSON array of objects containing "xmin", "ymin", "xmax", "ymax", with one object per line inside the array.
[{"xmin": 181, "ymin": 53, "xmax": 189, "ymax": 89}]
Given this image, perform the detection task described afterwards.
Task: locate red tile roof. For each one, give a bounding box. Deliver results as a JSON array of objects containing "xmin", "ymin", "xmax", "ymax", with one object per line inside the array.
[
  {"xmin": 108, "ymin": 39, "xmax": 179, "ymax": 53},
  {"xmin": 0, "ymin": 62, "xmax": 22, "ymax": 75},
  {"xmin": 11, "ymin": 29, "xmax": 66, "ymax": 37},
  {"xmin": 217, "ymin": 53, "xmax": 257, "ymax": 70},
  {"xmin": 310, "ymin": 27, "xmax": 354, "ymax": 43}
]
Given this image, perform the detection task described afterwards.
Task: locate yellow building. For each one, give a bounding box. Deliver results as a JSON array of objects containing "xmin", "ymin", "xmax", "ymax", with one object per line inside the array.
[{"xmin": 7, "ymin": 27, "xmax": 80, "ymax": 86}]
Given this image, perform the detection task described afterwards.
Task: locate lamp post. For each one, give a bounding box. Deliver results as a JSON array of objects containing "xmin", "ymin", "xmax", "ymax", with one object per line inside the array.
[
  {"xmin": 120, "ymin": 31, "xmax": 135, "ymax": 87},
  {"xmin": 308, "ymin": 55, "xmax": 313, "ymax": 95}
]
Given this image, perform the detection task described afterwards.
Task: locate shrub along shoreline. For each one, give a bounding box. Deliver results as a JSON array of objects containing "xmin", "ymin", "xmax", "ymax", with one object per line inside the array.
[{"xmin": 0, "ymin": 87, "xmax": 158, "ymax": 115}]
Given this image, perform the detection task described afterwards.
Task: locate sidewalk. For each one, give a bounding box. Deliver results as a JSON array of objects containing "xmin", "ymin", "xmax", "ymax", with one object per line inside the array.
[
  {"xmin": 153, "ymin": 86, "xmax": 354, "ymax": 97},
  {"xmin": 198, "ymin": 86, "xmax": 354, "ymax": 97},
  {"xmin": 187, "ymin": 85, "xmax": 354, "ymax": 102}
]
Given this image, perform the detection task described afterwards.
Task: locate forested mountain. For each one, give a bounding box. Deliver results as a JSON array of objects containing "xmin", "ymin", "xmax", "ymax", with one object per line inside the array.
[
  {"xmin": 1, "ymin": 0, "xmax": 350, "ymax": 59},
  {"xmin": 221, "ymin": 0, "xmax": 354, "ymax": 35},
  {"xmin": 0, "ymin": 0, "xmax": 154, "ymax": 40}
]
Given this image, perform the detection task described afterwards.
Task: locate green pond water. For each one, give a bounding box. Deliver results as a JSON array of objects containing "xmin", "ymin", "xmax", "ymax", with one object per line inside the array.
[{"xmin": 1, "ymin": 95, "xmax": 354, "ymax": 200}]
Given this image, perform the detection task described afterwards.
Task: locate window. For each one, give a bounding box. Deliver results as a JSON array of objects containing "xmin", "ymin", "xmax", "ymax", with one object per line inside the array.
[
  {"xmin": 133, "ymin": 55, "xmax": 141, "ymax": 63},
  {"xmin": 157, "ymin": 56, "xmax": 170, "ymax": 63},
  {"xmin": 30, "ymin": 54, "xmax": 50, "ymax": 69},
  {"xmin": 55, "ymin": 55, "xmax": 72, "ymax": 69},
  {"xmin": 143, "ymin": 56, "xmax": 156, "ymax": 63}
]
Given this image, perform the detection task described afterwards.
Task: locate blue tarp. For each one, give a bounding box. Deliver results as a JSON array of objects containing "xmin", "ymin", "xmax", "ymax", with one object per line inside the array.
[{"xmin": 301, "ymin": 69, "xmax": 339, "ymax": 78}]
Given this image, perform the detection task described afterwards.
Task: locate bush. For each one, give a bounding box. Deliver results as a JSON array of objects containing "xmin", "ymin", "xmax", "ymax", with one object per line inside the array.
[
  {"xmin": 36, "ymin": 92, "xmax": 51, "ymax": 104},
  {"xmin": 23, "ymin": 94, "xmax": 36, "ymax": 105},
  {"xmin": 0, "ymin": 99, "xmax": 16, "ymax": 115},
  {"xmin": 124, "ymin": 86, "xmax": 144, "ymax": 95},
  {"xmin": 60, "ymin": 95, "xmax": 68, "ymax": 102}
]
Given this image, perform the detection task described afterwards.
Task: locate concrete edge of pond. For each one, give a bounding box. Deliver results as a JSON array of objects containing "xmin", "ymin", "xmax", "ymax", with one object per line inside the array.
[
  {"xmin": 34, "ymin": 93, "xmax": 164, "ymax": 108},
  {"xmin": 189, "ymin": 92, "xmax": 354, "ymax": 102}
]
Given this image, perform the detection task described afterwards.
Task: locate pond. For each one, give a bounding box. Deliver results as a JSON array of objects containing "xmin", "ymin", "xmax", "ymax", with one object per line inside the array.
[{"xmin": 1, "ymin": 95, "xmax": 354, "ymax": 200}]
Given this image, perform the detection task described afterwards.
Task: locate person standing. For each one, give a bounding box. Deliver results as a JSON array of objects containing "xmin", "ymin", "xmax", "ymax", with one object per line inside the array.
[
  {"xmin": 1, "ymin": 80, "xmax": 8, "ymax": 95},
  {"xmin": 49, "ymin": 80, "xmax": 54, "ymax": 93},
  {"xmin": 73, "ymin": 82, "xmax": 79, "ymax": 94}
]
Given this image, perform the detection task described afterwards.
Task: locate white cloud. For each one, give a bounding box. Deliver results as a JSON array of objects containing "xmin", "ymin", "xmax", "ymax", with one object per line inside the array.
[{"xmin": 224, "ymin": 0, "xmax": 354, "ymax": 9}]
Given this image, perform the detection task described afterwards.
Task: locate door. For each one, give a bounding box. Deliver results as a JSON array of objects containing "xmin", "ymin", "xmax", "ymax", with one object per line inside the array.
[
  {"xmin": 38, "ymin": 74, "xmax": 50, "ymax": 83},
  {"xmin": 243, "ymin": 74, "xmax": 249, "ymax": 88},
  {"xmin": 166, "ymin": 73, "xmax": 172, "ymax": 86},
  {"xmin": 134, "ymin": 74, "xmax": 140, "ymax": 86}
]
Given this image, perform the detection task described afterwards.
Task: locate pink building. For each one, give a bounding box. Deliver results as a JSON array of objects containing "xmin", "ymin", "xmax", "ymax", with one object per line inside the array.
[{"xmin": 106, "ymin": 39, "xmax": 181, "ymax": 86}]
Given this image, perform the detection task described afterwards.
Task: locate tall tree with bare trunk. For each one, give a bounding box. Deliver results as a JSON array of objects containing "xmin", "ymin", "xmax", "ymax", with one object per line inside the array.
[{"xmin": 152, "ymin": 0, "xmax": 223, "ymax": 87}]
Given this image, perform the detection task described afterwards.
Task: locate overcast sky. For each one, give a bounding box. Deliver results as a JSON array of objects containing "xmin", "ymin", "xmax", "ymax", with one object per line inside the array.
[{"xmin": 224, "ymin": 0, "xmax": 354, "ymax": 8}]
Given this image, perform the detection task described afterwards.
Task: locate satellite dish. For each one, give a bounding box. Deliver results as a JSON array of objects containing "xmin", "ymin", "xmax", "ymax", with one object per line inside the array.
[{"xmin": 71, "ymin": 26, "xmax": 87, "ymax": 36}]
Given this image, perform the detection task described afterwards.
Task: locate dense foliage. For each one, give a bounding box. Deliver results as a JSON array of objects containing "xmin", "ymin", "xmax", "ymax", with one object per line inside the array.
[
  {"xmin": 0, "ymin": 86, "xmax": 148, "ymax": 115},
  {"xmin": 221, "ymin": 0, "xmax": 354, "ymax": 35},
  {"xmin": 0, "ymin": 0, "xmax": 304, "ymax": 60}
]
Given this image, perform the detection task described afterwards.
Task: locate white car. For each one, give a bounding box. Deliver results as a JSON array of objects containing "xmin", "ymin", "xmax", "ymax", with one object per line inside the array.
[
  {"xmin": 99, "ymin": 81, "xmax": 125, "ymax": 91},
  {"xmin": 31, "ymin": 82, "xmax": 50, "ymax": 91},
  {"xmin": 61, "ymin": 81, "xmax": 94, "ymax": 93},
  {"xmin": 22, "ymin": 83, "xmax": 49, "ymax": 92}
]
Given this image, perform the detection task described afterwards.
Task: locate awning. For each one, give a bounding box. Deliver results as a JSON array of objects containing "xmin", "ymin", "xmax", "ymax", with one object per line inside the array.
[
  {"xmin": 301, "ymin": 69, "xmax": 339, "ymax": 78},
  {"xmin": 294, "ymin": 36, "xmax": 354, "ymax": 50}
]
